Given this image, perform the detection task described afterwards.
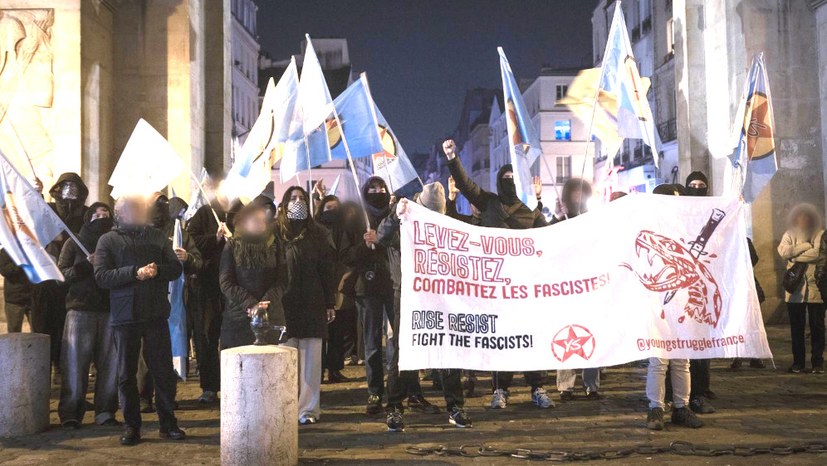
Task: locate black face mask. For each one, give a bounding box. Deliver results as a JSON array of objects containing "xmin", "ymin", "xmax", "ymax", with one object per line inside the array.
[
  {"xmin": 150, "ymin": 202, "xmax": 169, "ymax": 227},
  {"xmin": 319, "ymin": 209, "xmax": 340, "ymax": 225},
  {"xmin": 499, "ymin": 178, "xmax": 517, "ymax": 198},
  {"xmin": 685, "ymin": 186, "xmax": 708, "ymax": 197},
  {"xmin": 87, "ymin": 217, "xmax": 114, "ymax": 235},
  {"xmin": 365, "ymin": 192, "xmax": 389, "ymax": 209}
]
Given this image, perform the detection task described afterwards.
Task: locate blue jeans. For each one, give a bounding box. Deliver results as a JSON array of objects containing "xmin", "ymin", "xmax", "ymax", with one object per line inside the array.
[{"xmin": 58, "ymin": 310, "xmax": 118, "ymax": 424}]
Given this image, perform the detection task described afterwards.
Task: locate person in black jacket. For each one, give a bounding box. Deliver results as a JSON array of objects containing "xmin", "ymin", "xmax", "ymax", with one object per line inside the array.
[
  {"xmin": 136, "ymin": 193, "xmax": 204, "ymax": 412},
  {"xmin": 377, "ymin": 184, "xmax": 472, "ymax": 432},
  {"xmin": 277, "ymin": 186, "xmax": 336, "ymax": 424},
  {"xmin": 32, "ymin": 172, "xmax": 89, "ymax": 375},
  {"xmin": 219, "ymin": 203, "xmax": 285, "ymax": 348},
  {"xmin": 351, "ymin": 176, "xmax": 439, "ymax": 417},
  {"xmin": 0, "ymin": 250, "xmax": 31, "ymax": 332},
  {"xmin": 442, "ymin": 139, "xmax": 552, "ymax": 410},
  {"xmin": 186, "ymin": 192, "xmax": 231, "ymax": 404},
  {"xmin": 93, "ymin": 196, "xmax": 184, "ymax": 446},
  {"xmin": 57, "ymin": 202, "xmax": 119, "ymax": 428},
  {"xmin": 315, "ymin": 194, "xmax": 358, "ymax": 384}
]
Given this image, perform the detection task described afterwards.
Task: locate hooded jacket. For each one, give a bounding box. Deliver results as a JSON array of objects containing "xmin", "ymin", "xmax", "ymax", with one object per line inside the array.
[
  {"xmin": 0, "ymin": 250, "xmax": 31, "ymax": 306},
  {"xmin": 93, "ymin": 224, "xmax": 182, "ymax": 326},
  {"xmin": 58, "ymin": 202, "xmax": 112, "ymax": 313},
  {"xmin": 151, "ymin": 195, "xmax": 204, "ymax": 277},
  {"xmin": 46, "ymin": 172, "xmax": 89, "ymax": 258},
  {"xmin": 446, "ymin": 158, "xmax": 547, "ymax": 229},
  {"xmin": 344, "ymin": 177, "xmax": 394, "ymax": 296},
  {"xmin": 315, "ymin": 195, "xmax": 360, "ymax": 310},
  {"xmin": 187, "ymin": 202, "xmax": 228, "ymax": 296}
]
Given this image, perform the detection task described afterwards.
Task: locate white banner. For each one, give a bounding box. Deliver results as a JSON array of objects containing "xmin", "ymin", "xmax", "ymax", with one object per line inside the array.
[{"xmin": 399, "ymin": 195, "xmax": 772, "ymax": 371}]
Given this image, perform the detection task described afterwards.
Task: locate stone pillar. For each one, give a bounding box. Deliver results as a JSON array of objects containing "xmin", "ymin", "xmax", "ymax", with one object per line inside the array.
[
  {"xmin": 0, "ymin": 333, "xmax": 50, "ymax": 437},
  {"xmin": 221, "ymin": 345, "xmax": 298, "ymax": 466}
]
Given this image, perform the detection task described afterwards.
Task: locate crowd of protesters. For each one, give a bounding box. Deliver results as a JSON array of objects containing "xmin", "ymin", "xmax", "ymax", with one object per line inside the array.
[{"xmin": 1, "ymin": 137, "xmax": 823, "ymax": 444}]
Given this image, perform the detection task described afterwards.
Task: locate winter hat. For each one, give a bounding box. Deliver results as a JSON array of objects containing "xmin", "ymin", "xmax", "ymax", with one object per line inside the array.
[{"xmin": 416, "ymin": 182, "xmax": 446, "ymax": 214}]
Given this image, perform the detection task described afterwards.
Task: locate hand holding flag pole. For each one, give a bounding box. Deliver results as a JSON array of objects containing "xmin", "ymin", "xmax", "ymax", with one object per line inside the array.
[{"xmin": 188, "ymin": 170, "xmax": 221, "ymax": 225}]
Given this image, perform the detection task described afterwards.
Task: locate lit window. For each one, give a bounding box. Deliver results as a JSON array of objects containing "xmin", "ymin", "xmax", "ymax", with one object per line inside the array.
[{"xmin": 554, "ymin": 120, "xmax": 571, "ymax": 141}]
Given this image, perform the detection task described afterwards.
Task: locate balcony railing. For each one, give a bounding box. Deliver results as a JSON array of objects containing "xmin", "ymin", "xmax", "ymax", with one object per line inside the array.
[{"xmin": 657, "ymin": 118, "xmax": 677, "ymax": 143}]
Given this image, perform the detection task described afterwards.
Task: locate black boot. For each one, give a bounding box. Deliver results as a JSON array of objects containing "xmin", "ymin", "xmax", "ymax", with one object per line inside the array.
[{"xmin": 120, "ymin": 427, "xmax": 141, "ymax": 446}]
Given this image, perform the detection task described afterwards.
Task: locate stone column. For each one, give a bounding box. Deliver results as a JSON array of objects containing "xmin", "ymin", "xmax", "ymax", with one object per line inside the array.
[
  {"xmin": 221, "ymin": 345, "xmax": 298, "ymax": 466},
  {"xmin": 0, "ymin": 333, "xmax": 50, "ymax": 437}
]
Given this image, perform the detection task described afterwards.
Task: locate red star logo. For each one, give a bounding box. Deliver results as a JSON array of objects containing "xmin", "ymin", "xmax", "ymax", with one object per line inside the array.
[{"xmin": 551, "ymin": 325, "xmax": 595, "ymax": 363}]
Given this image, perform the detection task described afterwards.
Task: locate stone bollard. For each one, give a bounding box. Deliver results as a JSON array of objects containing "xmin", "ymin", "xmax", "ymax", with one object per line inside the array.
[
  {"xmin": 0, "ymin": 333, "xmax": 51, "ymax": 437},
  {"xmin": 221, "ymin": 345, "xmax": 298, "ymax": 466}
]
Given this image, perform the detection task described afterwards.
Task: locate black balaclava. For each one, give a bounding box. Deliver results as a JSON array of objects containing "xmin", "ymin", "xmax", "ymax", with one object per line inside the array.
[
  {"xmin": 685, "ymin": 171, "xmax": 709, "ymax": 197},
  {"xmin": 496, "ymin": 164, "xmax": 519, "ymax": 205},
  {"xmin": 168, "ymin": 197, "xmax": 189, "ymax": 222},
  {"xmin": 362, "ymin": 176, "xmax": 391, "ymax": 210},
  {"xmin": 49, "ymin": 173, "xmax": 89, "ymax": 221},
  {"xmin": 150, "ymin": 194, "xmax": 170, "ymax": 229},
  {"xmin": 80, "ymin": 202, "xmax": 114, "ymax": 248}
]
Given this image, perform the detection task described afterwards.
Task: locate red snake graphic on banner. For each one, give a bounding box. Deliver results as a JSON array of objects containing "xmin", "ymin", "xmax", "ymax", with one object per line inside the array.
[{"xmin": 621, "ymin": 209, "xmax": 726, "ymax": 328}]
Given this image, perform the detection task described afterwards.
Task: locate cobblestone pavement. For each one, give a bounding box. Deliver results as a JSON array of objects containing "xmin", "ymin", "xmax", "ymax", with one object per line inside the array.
[{"xmin": 1, "ymin": 324, "xmax": 827, "ymax": 464}]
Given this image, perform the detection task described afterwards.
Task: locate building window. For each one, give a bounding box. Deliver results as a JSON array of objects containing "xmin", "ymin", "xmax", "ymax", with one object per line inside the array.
[
  {"xmin": 665, "ymin": 18, "xmax": 676, "ymax": 60},
  {"xmin": 556, "ymin": 85, "xmax": 568, "ymax": 101},
  {"xmin": 556, "ymin": 156, "xmax": 572, "ymax": 184},
  {"xmin": 554, "ymin": 120, "xmax": 572, "ymax": 141}
]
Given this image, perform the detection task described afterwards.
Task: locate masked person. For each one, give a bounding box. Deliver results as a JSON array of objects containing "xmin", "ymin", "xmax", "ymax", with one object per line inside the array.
[
  {"xmin": 645, "ymin": 184, "xmax": 703, "ymax": 430},
  {"xmin": 57, "ymin": 203, "xmax": 118, "ymax": 428},
  {"xmin": 32, "ymin": 173, "xmax": 89, "ymax": 377},
  {"xmin": 351, "ymin": 176, "xmax": 439, "ymax": 416},
  {"xmin": 137, "ymin": 194, "xmax": 204, "ymax": 412},
  {"xmin": 377, "ymin": 183, "xmax": 472, "ymax": 432},
  {"xmin": 682, "ymin": 172, "xmax": 715, "ymax": 414},
  {"xmin": 548, "ymin": 178, "xmax": 601, "ymax": 401},
  {"xmin": 94, "ymin": 196, "xmax": 184, "ymax": 446},
  {"xmin": 277, "ymin": 187, "xmax": 336, "ymax": 424},
  {"xmin": 219, "ymin": 204, "xmax": 285, "ymax": 349},
  {"xmin": 315, "ymin": 195, "xmax": 358, "ymax": 384},
  {"xmin": 778, "ymin": 203, "xmax": 825, "ymax": 374},
  {"xmin": 187, "ymin": 189, "xmax": 232, "ymax": 404},
  {"xmin": 443, "ymin": 139, "xmax": 552, "ymax": 410}
]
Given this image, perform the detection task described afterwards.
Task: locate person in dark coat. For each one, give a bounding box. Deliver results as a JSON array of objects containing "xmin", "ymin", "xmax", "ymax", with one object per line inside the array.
[
  {"xmin": 0, "ymin": 250, "xmax": 32, "ymax": 332},
  {"xmin": 93, "ymin": 196, "xmax": 185, "ymax": 446},
  {"xmin": 219, "ymin": 204, "xmax": 286, "ymax": 349},
  {"xmin": 32, "ymin": 172, "xmax": 89, "ymax": 374},
  {"xmin": 277, "ymin": 186, "xmax": 336, "ymax": 424},
  {"xmin": 315, "ymin": 194, "xmax": 358, "ymax": 384},
  {"xmin": 349, "ymin": 176, "xmax": 439, "ymax": 417},
  {"xmin": 57, "ymin": 202, "xmax": 119, "ymax": 428},
  {"xmin": 136, "ymin": 194, "xmax": 204, "ymax": 412},
  {"xmin": 442, "ymin": 139, "xmax": 552, "ymax": 410},
  {"xmin": 377, "ymin": 183, "xmax": 472, "ymax": 431},
  {"xmin": 186, "ymin": 192, "xmax": 231, "ymax": 404}
]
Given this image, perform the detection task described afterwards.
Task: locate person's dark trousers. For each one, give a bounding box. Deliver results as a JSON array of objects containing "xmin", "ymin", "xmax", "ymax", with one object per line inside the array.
[
  {"xmin": 788, "ymin": 302, "xmax": 827, "ymax": 368},
  {"xmin": 137, "ymin": 348, "xmax": 154, "ymax": 403},
  {"xmin": 193, "ymin": 288, "xmax": 223, "ymax": 393},
  {"xmin": 32, "ymin": 281, "xmax": 67, "ymax": 368},
  {"xmin": 385, "ymin": 290, "xmax": 424, "ymax": 409},
  {"xmin": 324, "ymin": 306, "xmax": 356, "ymax": 372},
  {"xmin": 493, "ymin": 371, "xmax": 548, "ymax": 391},
  {"xmin": 356, "ymin": 294, "xmax": 395, "ymax": 397},
  {"xmin": 58, "ymin": 310, "xmax": 118, "ymax": 424},
  {"xmin": 113, "ymin": 318, "xmax": 179, "ymax": 430},
  {"xmin": 4, "ymin": 302, "xmax": 30, "ymax": 333},
  {"xmin": 689, "ymin": 359, "xmax": 710, "ymax": 399},
  {"xmin": 440, "ymin": 369, "xmax": 464, "ymax": 410}
]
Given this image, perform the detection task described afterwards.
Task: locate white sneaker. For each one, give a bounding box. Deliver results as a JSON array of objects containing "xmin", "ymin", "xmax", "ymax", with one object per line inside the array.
[
  {"xmin": 532, "ymin": 387, "xmax": 554, "ymax": 408},
  {"xmin": 299, "ymin": 415, "xmax": 317, "ymax": 425},
  {"xmin": 490, "ymin": 389, "xmax": 508, "ymax": 409}
]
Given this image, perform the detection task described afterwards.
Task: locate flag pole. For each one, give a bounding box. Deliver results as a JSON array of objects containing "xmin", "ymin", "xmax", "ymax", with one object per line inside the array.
[
  {"xmin": 330, "ymin": 103, "xmax": 374, "ymax": 243},
  {"xmin": 7, "ymin": 120, "xmax": 38, "ymax": 179},
  {"xmin": 304, "ymin": 133, "xmax": 314, "ymax": 216},
  {"xmin": 359, "ymin": 73, "xmax": 396, "ymax": 193},
  {"xmin": 189, "ymin": 171, "xmax": 221, "ymax": 224}
]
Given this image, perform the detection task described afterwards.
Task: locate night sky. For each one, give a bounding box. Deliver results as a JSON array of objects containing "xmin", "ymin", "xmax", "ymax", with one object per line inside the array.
[{"xmin": 257, "ymin": 1, "xmax": 596, "ymax": 153}]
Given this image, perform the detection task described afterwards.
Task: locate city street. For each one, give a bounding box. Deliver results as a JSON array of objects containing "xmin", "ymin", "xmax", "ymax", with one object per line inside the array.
[{"xmin": 1, "ymin": 324, "xmax": 826, "ymax": 464}]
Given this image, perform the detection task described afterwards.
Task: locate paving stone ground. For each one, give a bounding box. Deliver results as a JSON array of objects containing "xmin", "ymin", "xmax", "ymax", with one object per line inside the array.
[{"xmin": 1, "ymin": 324, "xmax": 827, "ymax": 465}]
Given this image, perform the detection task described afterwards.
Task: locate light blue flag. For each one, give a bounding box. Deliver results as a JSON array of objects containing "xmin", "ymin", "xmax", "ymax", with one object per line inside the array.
[
  {"xmin": 0, "ymin": 151, "xmax": 65, "ymax": 283},
  {"xmin": 281, "ymin": 79, "xmax": 384, "ymax": 182},
  {"xmin": 729, "ymin": 53, "xmax": 776, "ymax": 203},
  {"xmin": 168, "ymin": 218, "xmax": 187, "ymax": 380},
  {"xmin": 370, "ymin": 103, "xmax": 419, "ymax": 193},
  {"xmin": 498, "ymin": 47, "xmax": 542, "ymax": 210}
]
